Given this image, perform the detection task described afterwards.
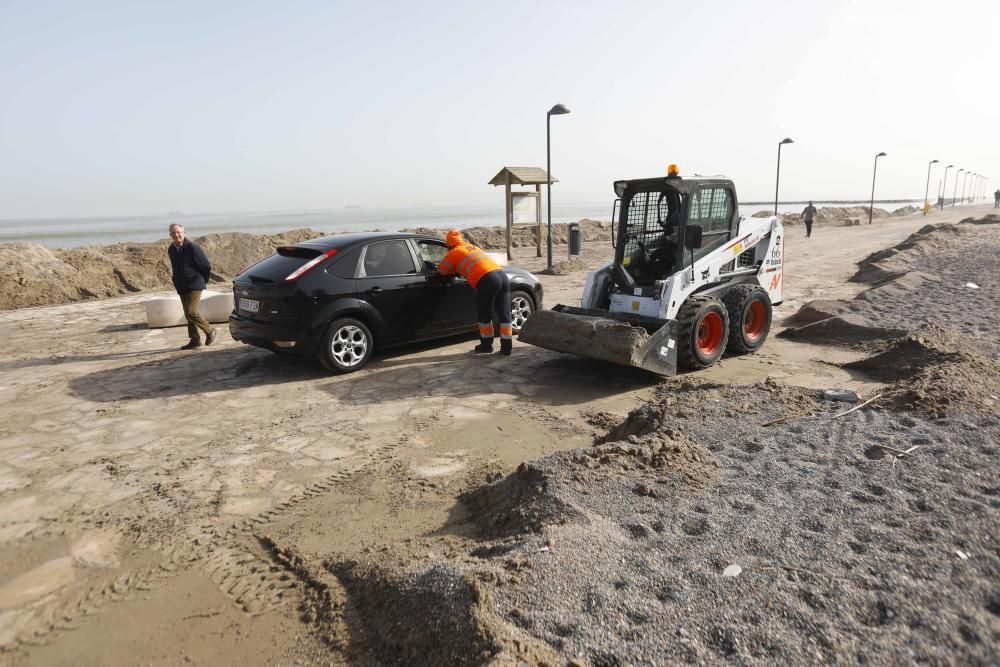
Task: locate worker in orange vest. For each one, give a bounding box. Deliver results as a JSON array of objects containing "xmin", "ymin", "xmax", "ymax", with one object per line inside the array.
[{"xmin": 437, "ymin": 230, "xmax": 513, "ymax": 355}]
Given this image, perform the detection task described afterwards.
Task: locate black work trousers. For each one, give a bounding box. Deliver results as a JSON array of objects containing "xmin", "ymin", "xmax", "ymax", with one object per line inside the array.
[{"xmin": 475, "ymin": 270, "xmax": 511, "ymax": 330}]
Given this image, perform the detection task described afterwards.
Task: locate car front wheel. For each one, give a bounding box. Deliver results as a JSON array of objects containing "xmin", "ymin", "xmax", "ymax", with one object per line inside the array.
[
  {"xmin": 319, "ymin": 317, "xmax": 373, "ymax": 374},
  {"xmin": 510, "ymin": 290, "xmax": 535, "ymax": 333}
]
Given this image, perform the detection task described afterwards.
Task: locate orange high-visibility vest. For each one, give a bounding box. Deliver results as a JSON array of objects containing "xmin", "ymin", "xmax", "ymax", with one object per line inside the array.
[{"xmin": 437, "ymin": 243, "xmax": 501, "ymax": 288}]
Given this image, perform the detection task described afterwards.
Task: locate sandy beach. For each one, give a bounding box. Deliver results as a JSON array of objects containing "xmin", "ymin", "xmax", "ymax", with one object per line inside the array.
[{"xmin": 0, "ymin": 206, "xmax": 998, "ymax": 665}]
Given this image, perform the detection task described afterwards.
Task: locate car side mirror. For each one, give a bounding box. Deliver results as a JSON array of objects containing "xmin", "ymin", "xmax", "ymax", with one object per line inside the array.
[{"xmin": 685, "ymin": 224, "xmax": 704, "ymax": 249}]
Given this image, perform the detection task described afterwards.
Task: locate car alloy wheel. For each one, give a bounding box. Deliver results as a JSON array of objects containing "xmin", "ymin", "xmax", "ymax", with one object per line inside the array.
[
  {"xmin": 330, "ymin": 325, "xmax": 367, "ymax": 367},
  {"xmin": 320, "ymin": 317, "xmax": 374, "ymax": 374},
  {"xmin": 510, "ymin": 291, "xmax": 534, "ymax": 332}
]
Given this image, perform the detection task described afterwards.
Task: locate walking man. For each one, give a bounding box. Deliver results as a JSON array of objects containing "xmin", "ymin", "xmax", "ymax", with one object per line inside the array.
[
  {"xmin": 168, "ymin": 223, "xmax": 217, "ymax": 350},
  {"xmin": 994, "ymin": 188, "xmax": 999, "ymax": 208},
  {"xmin": 437, "ymin": 230, "xmax": 513, "ymax": 355},
  {"xmin": 801, "ymin": 201, "xmax": 817, "ymax": 238}
]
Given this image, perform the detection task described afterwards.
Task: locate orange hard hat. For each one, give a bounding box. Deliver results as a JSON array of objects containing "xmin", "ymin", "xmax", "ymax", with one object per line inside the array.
[{"xmin": 446, "ymin": 230, "xmax": 464, "ymax": 247}]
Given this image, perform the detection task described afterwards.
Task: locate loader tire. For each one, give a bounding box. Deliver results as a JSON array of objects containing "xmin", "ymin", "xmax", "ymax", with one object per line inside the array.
[
  {"xmin": 723, "ymin": 284, "xmax": 772, "ymax": 354},
  {"xmin": 676, "ymin": 296, "xmax": 729, "ymax": 370}
]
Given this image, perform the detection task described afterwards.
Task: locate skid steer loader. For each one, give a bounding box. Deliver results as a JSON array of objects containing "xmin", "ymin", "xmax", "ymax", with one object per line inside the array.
[{"xmin": 519, "ymin": 166, "xmax": 783, "ymax": 375}]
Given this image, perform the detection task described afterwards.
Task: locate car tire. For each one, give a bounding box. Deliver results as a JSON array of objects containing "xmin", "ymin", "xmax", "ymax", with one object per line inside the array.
[
  {"xmin": 319, "ymin": 317, "xmax": 374, "ymax": 374},
  {"xmin": 509, "ymin": 290, "xmax": 535, "ymax": 334}
]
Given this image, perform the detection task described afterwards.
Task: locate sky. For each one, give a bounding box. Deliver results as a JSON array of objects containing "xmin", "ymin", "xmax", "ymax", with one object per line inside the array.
[{"xmin": 1, "ymin": 0, "xmax": 998, "ymax": 219}]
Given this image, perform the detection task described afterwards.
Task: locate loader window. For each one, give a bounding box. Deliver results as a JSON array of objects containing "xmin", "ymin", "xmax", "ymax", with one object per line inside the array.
[
  {"xmin": 619, "ymin": 189, "xmax": 679, "ymax": 286},
  {"xmin": 687, "ymin": 187, "xmax": 736, "ymax": 264}
]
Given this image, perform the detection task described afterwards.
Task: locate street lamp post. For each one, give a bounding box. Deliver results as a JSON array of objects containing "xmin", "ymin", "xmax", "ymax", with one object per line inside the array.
[
  {"xmin": 546, "ymin": 103, "xmax": 570, "ymax": 270},
  {"xmin": 923, "ymin": 159, "xmax": 939, "ymax": 214},
  {"xmin": 868, "ymin": 152, "xmax": 887, "ymax": 225},
  {"xmin": 939, "ymin": 165, "xmax": 953, "ymax": 208},
  {"xmin": 952, "ymin": 168, "xmax": 963, "ymax": 206},
  {"xmin": 773, "ymin": 138, "xmax": 794, "ymax": 218},
  {"xmin": 964, "ymin": 172, "xmax": 975, "ymax": 204},
  {"xmin": 960, "ymin": 171, "xmax": 970, "ymax": 205}
]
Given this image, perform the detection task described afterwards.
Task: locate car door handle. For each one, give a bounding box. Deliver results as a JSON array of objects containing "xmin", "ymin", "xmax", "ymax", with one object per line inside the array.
[{"xmin": 368, "ymin": 286, "xmax": 383, "ymax": 295}]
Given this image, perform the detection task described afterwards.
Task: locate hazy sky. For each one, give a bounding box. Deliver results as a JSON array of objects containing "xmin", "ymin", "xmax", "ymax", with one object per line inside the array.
[{"xmin": 1, "ymin": 0, "xmax": 998, "ymax": 218}]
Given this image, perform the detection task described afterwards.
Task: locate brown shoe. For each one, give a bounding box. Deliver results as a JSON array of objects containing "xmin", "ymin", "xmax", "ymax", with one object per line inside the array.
[
  {"xmin": 180, "ymin": 339, "xmax": 202, "ymax": 350},
  {"xmin": 205, "ymin": 329, "xmax": 218, "ymax": 346}
]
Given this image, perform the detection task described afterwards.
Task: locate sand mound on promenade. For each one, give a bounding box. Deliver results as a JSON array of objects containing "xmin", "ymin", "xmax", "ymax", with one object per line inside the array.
[
  {"xmin": 539, "ymin": 257, "xmax": 590, "ymax": 275},
  {"xmin": 850, "ymin": 223, "xmax": 965, "ymax": 283},
  {"xmin": 0, "ymin": 220, "xmax": 612, "ymax": 312},
  {"xmin": 0, "ymin": 228, "xmax": 323, "ymax": 311},
  {"xmin": 846, "ymin": 326, "xmax": 1000, "ymax": 417},
  {"xmin": 780, "ymin": 218, "xmax": 1000, "ymax": 417},
  {"xmin": 402, "ymin": 218, "xmax": 613, "ymax": 250},
  {"xmin": 752, "ymin": 205, "xmax": 914, "ymax": 225}
]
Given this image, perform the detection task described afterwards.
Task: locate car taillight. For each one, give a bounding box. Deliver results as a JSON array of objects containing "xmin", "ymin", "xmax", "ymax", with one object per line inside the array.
[{"xmin": 283, "ymin": 248, "xmax": 338, "ymax": 283}]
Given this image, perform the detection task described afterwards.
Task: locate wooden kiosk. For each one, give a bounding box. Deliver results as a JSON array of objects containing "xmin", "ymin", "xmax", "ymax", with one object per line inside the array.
[{"xmin": 488, "ymin": 167, "xmax": 556, "ymax": 260}]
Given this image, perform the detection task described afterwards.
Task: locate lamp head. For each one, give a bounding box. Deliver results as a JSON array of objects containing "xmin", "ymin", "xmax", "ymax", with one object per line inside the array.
[
  {"xmin": 548, "ymin": 104, "xmax": 570, "ymax": 115},
  {"xmin": 876, "ymin": 152, "xmax": 887, "ymax": 158},
  {"xmin": 779, "ymin": 137, "xmax": 794, "ymax": 145},
  {"xmin": 930, "ymin": 159, "xmax": 939, "ymax": 164}
]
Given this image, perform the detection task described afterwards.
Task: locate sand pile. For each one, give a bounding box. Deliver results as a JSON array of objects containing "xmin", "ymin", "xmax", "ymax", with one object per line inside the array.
[
  {"xmin": 539, "ymin": 257, "xmax": 590, "ymax": 275},
  {"xmin": 778, "ymin": 309, "xmax": 906, "ymax": 344},
  {"xmin": 845, "ymin": 326, "xmax": 1000, "ymax": 417},
  {"xmin": 751, "ymin": 205, "xmax": 913, "ymax": 225},
  {"xmin": 0, "ymin": 228, "xmax": 323, "ymax": 311},
  {"xmin": 850, "ymin": 223, "xmax": 964, "ymax": 283},
  {"xmin": 325, "ymin": 561, "xmax": 504, "ymax": 666},
  {"xmin": 402, "ymin": 219, "xmax": 612, "ymax": 250},
  {"xmin": 461, "ymin": 461, "xmax": 586, "ymax": 538},
  {"xmin": 0, "ymin": 219, "xmax": 612, "ymax": 311},
  {"xmin": 464, "ymin": 411, "xmax": 719, "ymax": 540}
]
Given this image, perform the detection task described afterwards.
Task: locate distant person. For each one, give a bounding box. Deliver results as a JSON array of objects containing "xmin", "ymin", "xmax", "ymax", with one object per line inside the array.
[
  {"xmin": 922, "ymin": 200, "xmax": 932, "ymax": 216},
  {"xmin": 801, "ymin": 201, "xmax": 817, "ymax": 238},
  {"xmin": 437, "ymin": 230, "xmax": 513, "ymax": 355},
  {"xmin": 994, "ymin": 189, "xmax": 999, "ymax": 208},
  {"xmin": 168, "ymin": 223, "xmax": 217, "ymax": 350}
]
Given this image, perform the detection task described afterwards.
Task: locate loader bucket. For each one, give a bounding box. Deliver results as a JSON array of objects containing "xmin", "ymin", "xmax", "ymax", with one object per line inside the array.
[{"xmin": 518, "ymin": 306, "xmax": 678, "ymax": 375}]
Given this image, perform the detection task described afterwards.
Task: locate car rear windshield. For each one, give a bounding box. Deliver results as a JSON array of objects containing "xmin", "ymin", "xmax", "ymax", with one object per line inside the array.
[{"xmin": 239, "ymin": 246, "xmax": 326, "ymax": 283}]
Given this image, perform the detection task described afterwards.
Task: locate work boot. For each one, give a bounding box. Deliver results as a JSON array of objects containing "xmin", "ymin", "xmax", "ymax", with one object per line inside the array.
[
  {"xmin": 205, "ymin": 329, "xmax": 218, "ymax": 346},
  {"xmin": 474, "ymin": 336, "xmax": 493, "ymax": 354},
  {"xmin": 500, "ymin": 338, "xmax": 512, "ymax": 356},
  {"xmin": 180, "ymin": 339, "xmax": 202, "ymax": 350}
]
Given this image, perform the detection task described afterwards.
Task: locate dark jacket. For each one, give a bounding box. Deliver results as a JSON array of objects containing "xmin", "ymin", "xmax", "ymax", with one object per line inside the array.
[{"xmin": 168, "ymin": 240, "xmax": 212, "ymax": 293}]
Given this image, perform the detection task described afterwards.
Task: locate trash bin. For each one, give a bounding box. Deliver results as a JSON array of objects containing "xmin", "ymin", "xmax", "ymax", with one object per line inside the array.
[{"xmin": 568, "ymin": 222, "xmax": 582, "ymax": 256}]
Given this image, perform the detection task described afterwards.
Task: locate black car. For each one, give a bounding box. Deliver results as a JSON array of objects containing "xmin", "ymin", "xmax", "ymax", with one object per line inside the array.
[{"xmin": 229, "ymin": 232, "xmax": 543, "ymax": 373}]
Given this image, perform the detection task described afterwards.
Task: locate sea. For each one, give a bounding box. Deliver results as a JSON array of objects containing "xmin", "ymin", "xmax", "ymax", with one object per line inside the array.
[{"xmin": 0, "ymin": 200, "xmax": 926, "ymax": 249}]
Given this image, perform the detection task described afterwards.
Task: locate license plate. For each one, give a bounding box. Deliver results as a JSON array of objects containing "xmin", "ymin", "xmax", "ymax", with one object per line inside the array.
[{"xmin": 239, "ymin": 298, "xmax": 259, "ymax": 314}]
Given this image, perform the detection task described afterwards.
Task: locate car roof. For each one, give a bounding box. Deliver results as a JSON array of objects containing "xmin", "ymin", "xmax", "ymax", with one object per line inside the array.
[{"xmin": 297, "ymin": 231, "xmax": 442, "ymax": 251}]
